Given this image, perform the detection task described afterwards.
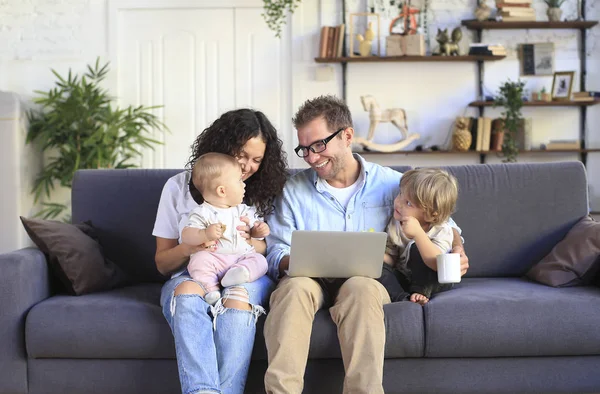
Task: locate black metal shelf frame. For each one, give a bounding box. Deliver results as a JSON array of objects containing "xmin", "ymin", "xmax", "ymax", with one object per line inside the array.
[{"xmin": 471, "ymin": 0, "xmax": 590, "ymax": 166}]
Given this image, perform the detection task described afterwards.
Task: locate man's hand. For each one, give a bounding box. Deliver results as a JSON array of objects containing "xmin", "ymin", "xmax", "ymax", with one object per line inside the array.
[
  {"xmin": 452, "ymin": 245, "xmax": 469, "ymax": 276},
  {"xmin": 400, "ymin": 216, "xmax": 425, "ymax": 239},
  {"xmin": 251, "ymin": 221, "xmax": 270, "ymax": 238},
  {"xmin": 206, "ymin": 223, "xmax": 224, "ymax": 241}
]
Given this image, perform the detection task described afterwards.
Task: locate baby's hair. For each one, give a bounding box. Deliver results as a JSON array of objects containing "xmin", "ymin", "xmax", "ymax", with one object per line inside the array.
[
  {"xmin": 192, "ymin": 152, "xmax": 239, "ymax": 195},
  {"xmin": 400, "ymin": 168, "xmax": 458, "ymax": 225}
]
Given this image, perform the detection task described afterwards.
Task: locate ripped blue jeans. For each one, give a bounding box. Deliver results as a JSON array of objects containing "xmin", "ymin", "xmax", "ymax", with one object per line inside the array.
[{"xmin": 160, "ymin": 273, "xmax": 274, "ymax": 394}]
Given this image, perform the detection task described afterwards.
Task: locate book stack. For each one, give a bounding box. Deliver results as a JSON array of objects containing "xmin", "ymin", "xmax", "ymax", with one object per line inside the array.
[
  {"xmin": 318, "ymin": 25, "xmax": 345, "ymax": 59},
  {"xmin": 469, "ymin": 43, "xmax": 507, "ymax": 56},
  {"xmin": 461, "ymin": 117, "xmax": 532, "ymax": 152},
  {"xmin": 496, "ymin": 0, "xmax": 536, "ymax": 22},
  {"xmin": 572, "ymin": 91, "xmax": 600, "ymax": 102},
  {"xmin": 545, "ymin": 140, "xmax": 580, "ymax": 150}
]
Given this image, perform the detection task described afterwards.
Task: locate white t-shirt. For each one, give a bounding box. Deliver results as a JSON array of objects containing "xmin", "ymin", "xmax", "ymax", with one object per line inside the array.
[
  {"xmin": 385, "ymin": 219, "xmax": 454, "ymax": 271},
  {"xmin": 186, "ymin": 202, "xmax": 260, "ymax": 255},
  {"xmin": 317, "ymin": 171, "xmax": 364, "ymax": 209},
  {"xmin": 153, "ymin": 171, "xmax": 198, "ymax": 245}
]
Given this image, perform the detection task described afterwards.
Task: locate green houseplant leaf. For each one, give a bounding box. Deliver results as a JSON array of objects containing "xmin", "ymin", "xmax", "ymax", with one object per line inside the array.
[
  {"xmin": 26, "ymin": 58, "xmax": 168, "ymax": 220},
  {"xmin": 494, "ymin": 79, "xmax": 525, "ymax": 163},
  {"xmin": 262, "ymin": 0, "xmax": 302, "ymax": 38}
]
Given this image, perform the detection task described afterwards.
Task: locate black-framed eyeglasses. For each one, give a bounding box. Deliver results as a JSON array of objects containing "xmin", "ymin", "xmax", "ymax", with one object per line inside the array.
[{"xmin": 294, "ymin": 127, "xmax": 346, "ymax": 158}]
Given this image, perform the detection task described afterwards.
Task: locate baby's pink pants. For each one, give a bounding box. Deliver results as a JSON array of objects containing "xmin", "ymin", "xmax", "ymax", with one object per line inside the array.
[{"xmin": 187, "ymin": 251, "xmax": 268, "ymax": 292}]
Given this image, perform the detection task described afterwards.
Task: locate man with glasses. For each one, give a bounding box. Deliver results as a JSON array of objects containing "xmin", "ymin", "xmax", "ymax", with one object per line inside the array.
[{"xmin": 263, "ymin": 95, "xmax": 469, "ymax": 394}]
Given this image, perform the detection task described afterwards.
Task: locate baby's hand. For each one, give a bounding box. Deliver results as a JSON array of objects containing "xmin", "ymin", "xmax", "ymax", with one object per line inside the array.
[
  {"xmin": 399, "ymin": 216, "xmax": 422, "ymax": 239},
  {"xmin": 206, "ymin": 223, "xmax": 224, "ymax": 241},
  {"xmin": 251, "ymin": 222, "xmax": 270, "ymax": 238}
]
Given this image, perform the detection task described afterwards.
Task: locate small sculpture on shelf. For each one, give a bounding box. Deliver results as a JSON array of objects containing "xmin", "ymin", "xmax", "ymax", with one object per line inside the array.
[
  {"xmin": 452, "ymin": 117, "xmax": 472, "ymax": 151},
  {"xmin": 434, "ymin": 27, "xmax": 462, "ymax": 56},
  {"xmin": 356, "ymin": 22, "xmax": 376, "ymax": 57},
  {"xmin": 353, "ymin": 95, "xmax": 420, "ymax": 153},
  {"xmin": 475, "ymin": 0, "xmax": 492, "ymax": 22}
]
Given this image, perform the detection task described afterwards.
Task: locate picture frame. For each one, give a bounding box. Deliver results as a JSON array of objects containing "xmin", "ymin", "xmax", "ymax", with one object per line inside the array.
[
  {"xmin": 519, "ymin": 43, "xmax": 554, "ymax": 76},
  {"xmin": 348, "ymin": 13, "xmax": 381, "ymax": 58},
  {"xmin": 551, "ymin": 71, "xmax": 575, "ymax": 101}
]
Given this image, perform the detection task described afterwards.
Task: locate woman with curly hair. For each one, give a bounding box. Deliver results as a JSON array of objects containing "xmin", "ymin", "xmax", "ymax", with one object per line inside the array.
[{"xmin": 153, "ymin": 108, "xmax": 287, "ymax": 394}]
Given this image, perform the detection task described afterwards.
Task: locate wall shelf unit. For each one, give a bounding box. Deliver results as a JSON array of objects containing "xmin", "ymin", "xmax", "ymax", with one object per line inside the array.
[
  {"xmin": 315, "ymin": 55, "xmax": 506, "ymax": 63},
  {"xmin": 462, "ymin": 3, "xmax": 598, "ymax": 167},
  {"xmin": 461, "ymin": 20, "xmax": 598, "ymax": 30},
  {"xmin": 359, "ymin": 148, "xmax": 600, "ymax": 156},
  {"xmin": 469, "ymin": 100, "xmax": 600, "ymax": 107}
]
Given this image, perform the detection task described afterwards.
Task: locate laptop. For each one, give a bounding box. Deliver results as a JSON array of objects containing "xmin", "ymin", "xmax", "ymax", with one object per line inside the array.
[{"xmin": 287, "ymin": 230, "xmax": 387, "ymax": 278}]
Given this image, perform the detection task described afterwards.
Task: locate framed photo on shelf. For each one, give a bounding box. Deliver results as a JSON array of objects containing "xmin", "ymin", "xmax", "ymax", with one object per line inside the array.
[
  {"xmin": 551, "ymin": 71, "xmax": 575, "ymax": 101},
  {"xmin": 520, "ymin": 43, "xmax": 554, "ymax": 76}
]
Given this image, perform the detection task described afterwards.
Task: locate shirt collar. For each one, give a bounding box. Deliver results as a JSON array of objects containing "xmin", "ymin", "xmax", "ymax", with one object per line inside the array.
[{"xmin": 310, "ymin": 153, "xmax": 370, "ymax": 189}]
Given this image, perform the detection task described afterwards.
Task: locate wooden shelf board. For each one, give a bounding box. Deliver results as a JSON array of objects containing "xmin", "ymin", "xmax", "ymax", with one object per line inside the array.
[
  {"xmin": 461, "ymin": 20, "xmax": 598, "ymax": 30},
  {"xmin": 469, "ymin": 99, "xmax": 600, "ymax": 107},
  {"xmin": 314, "ymin": 55, "xmax": 506, "ymax": 63},
  {"xmin": 357, "ymin": 149, "xmax": 600, "ymax": 155}
]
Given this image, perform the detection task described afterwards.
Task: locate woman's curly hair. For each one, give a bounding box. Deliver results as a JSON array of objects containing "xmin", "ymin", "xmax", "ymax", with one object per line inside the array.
[{"xmin": 185, "ymin": 109, "xmax": 288, "ymax": 217}]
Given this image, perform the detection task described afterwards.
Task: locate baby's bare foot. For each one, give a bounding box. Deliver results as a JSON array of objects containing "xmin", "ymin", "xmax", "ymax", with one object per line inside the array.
[{"xmin": 410, "ymin": 293, "xmax": 429, "ymax": 305}]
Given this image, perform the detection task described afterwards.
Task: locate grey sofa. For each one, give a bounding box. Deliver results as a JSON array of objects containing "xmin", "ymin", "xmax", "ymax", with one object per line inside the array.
[{"xmin": 2, "ymin": 161, "xmax": 600, "ymax": 394}]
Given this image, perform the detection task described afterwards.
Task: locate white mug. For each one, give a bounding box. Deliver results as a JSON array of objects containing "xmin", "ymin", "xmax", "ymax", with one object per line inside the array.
[{"xmin": 437, "ymin": 253, "xmax": 461, "ymax": 284}]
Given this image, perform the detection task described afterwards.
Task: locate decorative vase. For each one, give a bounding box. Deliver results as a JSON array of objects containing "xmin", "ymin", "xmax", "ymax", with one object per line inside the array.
[
  {"xmin": 452, "ymin": 121, "xmax": 472, "ymax": 151},
  {"xmin": 475, "ymin": 2, "xmax": 491, "ymax": 22},
  {"xmin": 541, "ymin": 92, "xmax": 552, "ymax": 102},
  {"xmin": 547, "ymin": 8, "xmax": 562, "ymax": 22}
]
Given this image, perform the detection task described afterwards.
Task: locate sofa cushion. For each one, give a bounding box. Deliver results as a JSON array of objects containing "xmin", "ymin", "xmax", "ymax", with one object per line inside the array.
[
  {"xmin": 26, "ymin": 284, "xmax": 175, "ymax": 359},
  {"xmin": 441, "ymin": 162, "xmax": 588, "ymax": 277},
  {"xmin": 424, "ymin": 278, "xmax": 600, "ymax": 357},
  {"xmin": 20, "ymin": 217, "xmax": 129, "ymax": 295},
  {"xmin": 27, "ymin": 283, "xmax": 424, "ymax": 360},
  {"xmin": 526, "ymin": 216, "xmax": 600, "ymax": 287}
]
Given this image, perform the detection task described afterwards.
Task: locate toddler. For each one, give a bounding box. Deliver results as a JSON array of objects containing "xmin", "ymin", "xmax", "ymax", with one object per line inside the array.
[
  {"xmin": 378, "ymin": 168, "xmax": 459, "ymax": 305},
  {"xmin": 181, "ymin": 152, "xmax": 269, "ymax": 305}
]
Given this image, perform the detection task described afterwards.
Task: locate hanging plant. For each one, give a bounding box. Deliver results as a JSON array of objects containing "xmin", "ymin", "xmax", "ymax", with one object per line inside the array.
[
  {"xmin": 262, "ymin": 0, "xmax": 302, "ymax": 38},
  {"xmin": 26, "ymin": 58, "xmax": 167, "ymax": 219},
  {"xmin": 494, "ymin": 80, "xmax": 525, "ymax": 163}
]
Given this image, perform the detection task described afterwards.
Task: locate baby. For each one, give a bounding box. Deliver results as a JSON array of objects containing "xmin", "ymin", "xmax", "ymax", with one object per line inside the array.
[
  {"xmin": 378, "ymin": 168, "xmax": 459, "ymax": 305},
  {"xmin": 181, "ymin": 152, "xmax": 269, "ymax": 305}
]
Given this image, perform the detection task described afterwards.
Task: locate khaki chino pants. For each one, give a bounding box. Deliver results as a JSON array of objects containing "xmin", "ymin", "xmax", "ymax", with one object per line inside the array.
[{"xmin": 264, "ymin": 275, "xmax": 391, "ymax": 394}]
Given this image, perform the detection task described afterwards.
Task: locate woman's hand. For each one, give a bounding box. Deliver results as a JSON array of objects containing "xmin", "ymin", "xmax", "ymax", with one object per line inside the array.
[
  {"xmin": 237, "ymin": 216, "xmax": 253, "ymax": 243},
  {"xmin": 181, "ymin": 240, "xmax": 217, "ymax": 255}
]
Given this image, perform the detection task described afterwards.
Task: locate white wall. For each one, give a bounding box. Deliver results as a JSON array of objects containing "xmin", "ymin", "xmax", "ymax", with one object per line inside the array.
[{"xmin": 0, "ymin": 0, "xmax": 599, "ymax": 252}]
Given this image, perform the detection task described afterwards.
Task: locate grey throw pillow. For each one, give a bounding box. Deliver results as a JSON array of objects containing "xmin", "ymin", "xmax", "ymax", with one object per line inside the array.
[
  {"xmin": 20, "ymin": 216, "xmax": 130, "ymax": 295},
  {"xmin": 526, "ymin": 216, "xmax": 600, "ymax": 287}
]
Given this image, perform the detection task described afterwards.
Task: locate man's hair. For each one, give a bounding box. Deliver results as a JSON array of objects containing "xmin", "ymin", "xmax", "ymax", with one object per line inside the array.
[
  {"xmin": 400, "ymin": 168, "xmax": 458, "ymax": 225},
  {"xmin": 292, "ymin": 95, "xmax": 353, "ymax": 133},
  {"xmin": 192, "ymin": 152, "xmax": 239, "ymax": 195}
]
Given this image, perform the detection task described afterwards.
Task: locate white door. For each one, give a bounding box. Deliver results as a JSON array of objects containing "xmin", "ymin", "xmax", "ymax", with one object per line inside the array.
[{"xmin": 111, "ymin": 1, "xmax": 291, "ymax": 169}]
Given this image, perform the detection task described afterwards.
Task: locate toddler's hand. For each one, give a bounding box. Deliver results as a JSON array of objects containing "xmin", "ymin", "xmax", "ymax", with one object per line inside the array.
[
  {"xmin": 251, "ymin": 222, "xmax": 270, "ymax": 238},
  {"xmin": 206, "ymin": 223, "xmax": 224, "ymax": 241},
  {"xmin": 399, "ymin": 216, "xmax": 422, "ymax": 239}
]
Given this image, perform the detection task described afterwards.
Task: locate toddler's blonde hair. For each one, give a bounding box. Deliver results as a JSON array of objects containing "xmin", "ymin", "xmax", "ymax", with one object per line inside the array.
[
  {"xmin": 192, "ymin": 152, "xmax": 239, "ymax": 195},
  {"xmin": 400, "ymin": 168, "xmax": 458, "ymax": 225}
]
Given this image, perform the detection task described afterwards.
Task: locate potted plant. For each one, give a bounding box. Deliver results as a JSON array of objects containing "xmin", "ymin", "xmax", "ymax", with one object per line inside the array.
[
  {"xmin": 26, "ymin": 58, "xmax": 167, "ymax": 220},
  {"xmin": 262, "ymin": 0, "xmax": 302, "ymax": 38},
  {"xmin": 544, "ymin": 0, "xmax": 566, "ymax": 22},
  {"xmin": 494, "ymin": 79, "xmax": 525, "ymax": 163}
]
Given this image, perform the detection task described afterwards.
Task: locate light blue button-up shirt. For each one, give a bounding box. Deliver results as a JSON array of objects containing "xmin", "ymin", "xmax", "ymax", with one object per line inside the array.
[{"xmin": 266, "ymin": 154, "xmax": 402, "ymax": 280}]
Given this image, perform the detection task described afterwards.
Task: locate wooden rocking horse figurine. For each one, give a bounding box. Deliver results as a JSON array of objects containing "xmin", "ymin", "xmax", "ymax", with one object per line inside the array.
[{"xmin": 355, "ymin": 95, "xmax": 420, "ymax": 153}]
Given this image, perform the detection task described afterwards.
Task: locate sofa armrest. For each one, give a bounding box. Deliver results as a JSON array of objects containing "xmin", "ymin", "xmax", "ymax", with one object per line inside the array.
[{"xmin": 0, "ymin": 247, "xmax": 51, "ymax": 394}]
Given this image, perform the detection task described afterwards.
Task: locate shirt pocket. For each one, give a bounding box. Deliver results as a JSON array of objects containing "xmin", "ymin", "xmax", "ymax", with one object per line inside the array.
[{"xmin": 361, "ymin": 201, "xmax": 393, "ymax": 232}]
